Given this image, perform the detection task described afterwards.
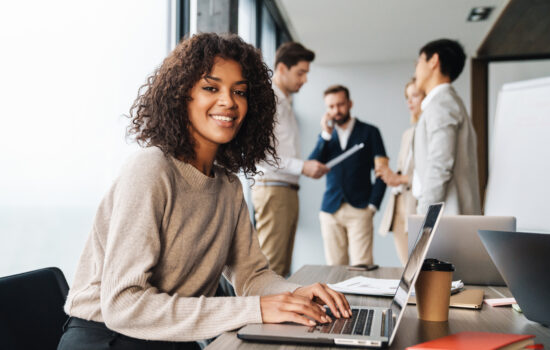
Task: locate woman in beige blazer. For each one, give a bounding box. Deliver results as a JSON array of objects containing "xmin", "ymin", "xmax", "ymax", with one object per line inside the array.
[{"xmin": 376, "ymin": 79, "xmax": 424, "ymax": 265}]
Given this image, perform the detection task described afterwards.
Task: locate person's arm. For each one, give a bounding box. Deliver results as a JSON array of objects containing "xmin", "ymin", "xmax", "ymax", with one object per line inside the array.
[
  {"xmin": 308, "ymin": 113, "xmax": 334, "ymax": 164},
  {"xmin": 263, "ymin": 152, "xmax": 327, "ymax": 179},
  {"xmin": 376, "ymin": 168, "xmax": 409, "ymax": 187},
  {"xmin": 368, "ymin": 127, "xmax": 387, "ymax": 209},
  {"xmin": 308, "ymin": 134, "xmax": 330, "ymax": 163},
  {"xmin": 270, "ymin": 154, "xmax": 305, "ymax": 176},
  {"xmin": 98, "ymin": 164, "xmax": 270, "ymax": 342},
  {"xmin": 224, "ymin": 187, "xmax": 351, "ymax": 323},
  {"xmin": 223, "ymin": 195, "xmax": 301, "ymax": 296},
  {"xmin": 417, "ymin": 106, "xmax": 459, "ymax": 213}
]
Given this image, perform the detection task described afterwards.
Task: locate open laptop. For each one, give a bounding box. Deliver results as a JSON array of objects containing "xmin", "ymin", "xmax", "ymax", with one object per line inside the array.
[
  {"xmin": 408, "ymin": 215, "xmax": 516, "ymax": 285},
  {"xmin": 238, "ymin": 203, "xmax": 444, "ymax": 348},
  {"xmin": 478, "ymin": 230, "xmax": 550, "ymax": 327}
]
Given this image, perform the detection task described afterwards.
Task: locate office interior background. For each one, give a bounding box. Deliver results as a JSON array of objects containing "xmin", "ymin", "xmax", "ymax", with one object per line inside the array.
[{"xmin": 1, "ymin": 0, "xmax": 549, "ymax": 283}]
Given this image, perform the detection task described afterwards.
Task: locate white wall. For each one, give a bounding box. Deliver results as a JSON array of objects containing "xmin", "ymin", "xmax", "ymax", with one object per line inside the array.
[
  {"xmin": 289, "ymin": 60, "xmax": 471, "ymax": 272},
  {"xmin": 0, "ymin": 1, "xmax": 170, "ymax": 282},
  {"xmin": 488, "ymin": 59, "xmax": 550, "ymax": 157}
]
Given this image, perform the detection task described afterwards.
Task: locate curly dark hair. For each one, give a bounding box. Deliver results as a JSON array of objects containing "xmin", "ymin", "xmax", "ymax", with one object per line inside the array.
[{"xmin": 127, "ymin": 32, "xmax": 277, "ymax": 176}]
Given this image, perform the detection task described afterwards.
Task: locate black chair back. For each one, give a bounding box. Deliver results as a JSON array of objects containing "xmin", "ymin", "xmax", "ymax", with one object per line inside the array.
[{"xmin": 0, "ymin": 267, "xmax": 69, "ymax": 350}]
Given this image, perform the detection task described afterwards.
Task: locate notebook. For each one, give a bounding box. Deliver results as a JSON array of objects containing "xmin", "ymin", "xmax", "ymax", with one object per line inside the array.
[{"xmin": 406, "ymin": 331, "xmax": 535, "ymax": 350}]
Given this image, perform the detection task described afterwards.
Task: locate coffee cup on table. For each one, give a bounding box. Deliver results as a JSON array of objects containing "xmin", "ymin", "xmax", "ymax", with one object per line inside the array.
[{"xmin": 414, "ymin": 258, "xmax": 455, "ymax": 322}]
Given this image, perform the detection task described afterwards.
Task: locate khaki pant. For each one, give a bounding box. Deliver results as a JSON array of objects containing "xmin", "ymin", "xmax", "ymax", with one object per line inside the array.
[
  {"xmin": 390, "ymin": 193, "xmax": 410, "ymax": 266},
  {"xmin": 319, "ymin": 203, "xmax": 374, "ymax": 266},
  {"xmin": 252, "ymin": 185, "xmax": 298, "ymax": 277}
]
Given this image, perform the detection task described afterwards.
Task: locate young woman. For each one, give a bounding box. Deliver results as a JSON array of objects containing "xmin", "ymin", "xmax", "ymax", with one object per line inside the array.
[
  {"xmin": 57, "ymin": 33, "xmax": 350, "ymax": 350},
  {"xmin": 377, "ymin": 78, "xmax": 425, "ymax": 265}
]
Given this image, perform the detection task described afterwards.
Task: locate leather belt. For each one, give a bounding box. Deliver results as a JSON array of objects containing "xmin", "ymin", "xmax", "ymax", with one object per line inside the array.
[{"xmin": 255, "ymin": 181, "xmax": 300, "ymax": 191}]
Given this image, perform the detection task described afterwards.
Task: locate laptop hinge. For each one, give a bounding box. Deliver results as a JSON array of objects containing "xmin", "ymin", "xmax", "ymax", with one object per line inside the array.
[{"xmin": 381, "ymin": 309, "xmax": 393, "ymax": 337}]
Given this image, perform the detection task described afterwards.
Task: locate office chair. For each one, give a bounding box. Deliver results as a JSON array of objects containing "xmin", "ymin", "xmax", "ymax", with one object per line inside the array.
[{"xmin": 0, "ymin": 267, "xmax": 69, "ymax": 350}]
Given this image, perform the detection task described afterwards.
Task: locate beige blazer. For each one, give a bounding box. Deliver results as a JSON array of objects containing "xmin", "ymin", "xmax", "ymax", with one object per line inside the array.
[
  {"xmin": 379, "ymin": 126, "xmax": 417, "ymax": 236},
  {"xmin": 413, "ymin": 85, "xmax": 481, "ymax": 215}
]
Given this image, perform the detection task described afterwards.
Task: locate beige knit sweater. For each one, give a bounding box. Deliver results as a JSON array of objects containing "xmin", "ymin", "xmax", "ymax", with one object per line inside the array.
[{"xmin": 64, "ymin": 147, "xmax": 301, "ymax": 341}]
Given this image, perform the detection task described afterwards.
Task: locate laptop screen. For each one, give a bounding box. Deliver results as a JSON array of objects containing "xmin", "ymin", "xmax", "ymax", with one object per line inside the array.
[{"xmin": 388, "ymin": 203, "xmax": 444, "ymax": 344}]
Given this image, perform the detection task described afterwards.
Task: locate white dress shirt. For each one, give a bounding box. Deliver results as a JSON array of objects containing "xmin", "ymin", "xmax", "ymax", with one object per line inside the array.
[
  {"xmin": 254, "ymin": 84, "xmax": 304, "ymax": 185},
  {"xmin": 412, "ymin": 82, "xmax": 450, "ymax": 199},
  {"xmin": 321, "ymin": 117, "xmax": 356, "ymax": 150}
]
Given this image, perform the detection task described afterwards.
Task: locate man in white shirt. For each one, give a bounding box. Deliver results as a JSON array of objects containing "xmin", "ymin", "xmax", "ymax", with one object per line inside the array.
[
  {"xmin": 252, "ymin": 42, "xmax": 328, "ymax": 277},
  {"xmin": 413, "ymin": 39, "xmax": 481, "ymax": 215}
]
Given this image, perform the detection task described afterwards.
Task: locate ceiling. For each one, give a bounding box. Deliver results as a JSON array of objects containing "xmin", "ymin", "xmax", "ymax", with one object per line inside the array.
[{"xmin": 276, "ymin": 0, "xmax": 509, "ymax": 65}]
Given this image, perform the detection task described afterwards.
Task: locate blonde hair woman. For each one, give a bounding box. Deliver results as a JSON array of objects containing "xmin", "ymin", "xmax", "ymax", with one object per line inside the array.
[{"xmin": 376, "ymin": 78, "xmax": 425, "ymax": 265}]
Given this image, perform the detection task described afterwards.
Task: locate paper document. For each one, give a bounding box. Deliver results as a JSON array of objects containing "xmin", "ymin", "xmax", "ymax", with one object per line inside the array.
[
  {"xmin": 328, "ymin": 276, "xmax": 464, "ymax": 297},
  {"xmin": 326, "ymin": 143, "xmax": 364, "ymax": 168}
]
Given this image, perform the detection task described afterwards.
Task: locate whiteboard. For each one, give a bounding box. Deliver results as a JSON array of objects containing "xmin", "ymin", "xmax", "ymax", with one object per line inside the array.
[{"xmin": 484, "ymin": 76, "xmax": 550, "ymax": 232}]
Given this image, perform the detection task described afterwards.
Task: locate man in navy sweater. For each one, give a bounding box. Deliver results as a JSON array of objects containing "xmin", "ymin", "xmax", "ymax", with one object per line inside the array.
[{"xmin": 309, "ymin": 85, "xmax": 387, "ymax": 266}]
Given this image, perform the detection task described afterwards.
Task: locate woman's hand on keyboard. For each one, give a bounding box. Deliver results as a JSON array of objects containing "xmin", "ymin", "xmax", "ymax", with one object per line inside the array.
[
  {"xmin": 293, "ymin": 283, "xmax": 351, "ymax": 320},
  {"xmin": 260, "ymin": 292, "xmax": 332, "ymax": 326}
]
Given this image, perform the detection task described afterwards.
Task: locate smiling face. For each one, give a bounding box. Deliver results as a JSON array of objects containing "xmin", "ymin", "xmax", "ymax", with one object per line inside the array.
[{"xmin": 187, "ymin": 57, "xmax": 248, "ymax": 151}]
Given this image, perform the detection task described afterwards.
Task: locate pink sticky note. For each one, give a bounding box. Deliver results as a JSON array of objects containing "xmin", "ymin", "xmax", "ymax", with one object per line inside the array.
[{"xmin": 484, "ymin": 297, "xmax": 517, "ymax": 306}]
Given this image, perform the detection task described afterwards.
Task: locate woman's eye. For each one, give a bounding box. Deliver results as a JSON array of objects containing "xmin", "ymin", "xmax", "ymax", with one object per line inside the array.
[
  {"xmin": 202, "ymin": 86, "xmax": 217, "ymax": 92},
  {"xmin": 234, "ymin": 90, "xmax": 248, "ymax": 97}
]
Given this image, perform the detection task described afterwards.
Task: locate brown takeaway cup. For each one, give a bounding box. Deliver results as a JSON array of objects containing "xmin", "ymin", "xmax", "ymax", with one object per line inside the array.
[{"xmin": 415, "ymin": 259, "xmax": 455, "ymax": 322}]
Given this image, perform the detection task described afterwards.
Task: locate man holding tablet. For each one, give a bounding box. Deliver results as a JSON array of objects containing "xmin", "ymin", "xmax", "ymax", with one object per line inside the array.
[{"xmin": 309, "ymin": 85, "xmax": 387, "ymax": 267}]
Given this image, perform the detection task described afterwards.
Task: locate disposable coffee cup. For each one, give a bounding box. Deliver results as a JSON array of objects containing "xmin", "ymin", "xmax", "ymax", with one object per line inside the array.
[
  {"xmin": 415, "ymin": 259, "xmax": 454, "ymax": 322},
  {"xmin": 374, "ymin": 156, "xmax": 389, "ymax": 172}
]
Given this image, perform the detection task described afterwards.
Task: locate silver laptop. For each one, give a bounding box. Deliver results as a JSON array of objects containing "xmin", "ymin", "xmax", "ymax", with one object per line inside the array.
[
  {"xmin": 408, "ymin": 215, "xmax": 516, "ymax": 286},
  {"xmin": 479, "ymin": 230, "xmax": 550, "ymax": 327},
  {"xmin": 238, "ymin": 203, "xmax": 445, "ymax": 348}
]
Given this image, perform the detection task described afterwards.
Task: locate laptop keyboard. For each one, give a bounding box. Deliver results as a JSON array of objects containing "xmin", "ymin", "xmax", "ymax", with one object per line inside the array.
[{"xmin": 308, "ymin": 308, "xmax": 374, "ymax": 335}]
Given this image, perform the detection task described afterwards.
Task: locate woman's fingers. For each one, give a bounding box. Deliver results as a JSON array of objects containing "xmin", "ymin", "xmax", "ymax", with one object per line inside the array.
[
  {"xmin": 294, "ymin": 283, "xmax": 352, "ymax": 319},
  {"xmin": 284, "ymin": 294, "xmax": 332, "ymax": 323},
  {"xmin": 324, "ymin": 286, "xmax": 351, "ymax": 316},
  {"xmin": 280, "ymin": 311, "xmax": 316, "ymax": 327},
  {"xmin": 313, "ymin": 283, "xmax": 351, "ymax": 318},
  {"xmin": 309, "ymin": 284, "xmax": 343, "ymax": 318},
  {"xmin": 260, "ymin": 293, "xmax": 331, "ymax": 325},
  {"xmin": 260, "ymin": 284, "xmax": 353, "ymax": 327}
]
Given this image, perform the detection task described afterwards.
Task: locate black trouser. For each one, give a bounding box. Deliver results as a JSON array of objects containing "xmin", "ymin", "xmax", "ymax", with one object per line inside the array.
[{"xmin": 57, "ymin": 317, "xmax": 201, "ymax": 350}]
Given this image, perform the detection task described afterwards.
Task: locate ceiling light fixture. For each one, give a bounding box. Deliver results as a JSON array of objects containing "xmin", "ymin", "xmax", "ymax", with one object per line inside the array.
[{"xmin": 467, "ymin": 7, "xmax": 494, "ymax": 22}]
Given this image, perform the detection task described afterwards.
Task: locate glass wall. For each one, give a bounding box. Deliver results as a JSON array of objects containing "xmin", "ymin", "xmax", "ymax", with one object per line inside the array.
[
  {"xmin": 0, "ymin": 0, "xmax": 171, "ymax": 282},
  {"xmin": 238, "ymin": 0, "xmax": 257, "ymax": 45},
  {"xmin": 260, "ymin": 4, "xmax": 277, "ymax": 69}
]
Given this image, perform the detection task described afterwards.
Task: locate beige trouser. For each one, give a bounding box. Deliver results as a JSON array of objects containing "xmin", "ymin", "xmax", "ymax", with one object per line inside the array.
[
  {"xmin": 391, "ymin": 194, "xmax": 409, "ymax": 266},
  {"xmin": 252, "ymin": 185, "xmax": 298, "ymax": 277},
  {"xmin": 319, "ymin": 203, "xmax": 374, "ymax": 266}
]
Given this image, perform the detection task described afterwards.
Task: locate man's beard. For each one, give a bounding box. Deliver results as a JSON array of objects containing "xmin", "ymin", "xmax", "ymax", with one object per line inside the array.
[{"xmin": 335, "ymin": 112, "xmax": 351, "ymax": 125}]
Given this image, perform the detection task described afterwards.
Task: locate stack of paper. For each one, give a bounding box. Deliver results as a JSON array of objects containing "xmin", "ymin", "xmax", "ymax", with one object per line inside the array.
[{"xmin": 328, "ymin": 276, "xmax": 464, "ymax": 297}]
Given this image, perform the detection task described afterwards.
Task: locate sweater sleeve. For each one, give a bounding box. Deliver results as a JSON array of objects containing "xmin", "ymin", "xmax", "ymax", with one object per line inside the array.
[
  {"xmin": 98, "ymin": 162, "xmax": 277, "ymax": 342},
  {"xmin": 223, "ymin": 192, "xmax": 302, "ymax": 296}
]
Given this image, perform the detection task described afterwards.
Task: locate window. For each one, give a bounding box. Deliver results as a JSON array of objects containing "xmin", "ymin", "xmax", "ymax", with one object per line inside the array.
[
  {"xmin": 260, "ymin": 4, "xmax": 277, "ymax": 69},
  {"xmin": 0, "ymin": 0, "xmax": 171, "ymax": 282}
]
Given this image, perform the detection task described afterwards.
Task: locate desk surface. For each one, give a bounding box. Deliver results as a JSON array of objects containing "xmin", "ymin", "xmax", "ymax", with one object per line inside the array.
[{"xmin": 207, "ymin": 265, "xmax": 550, "ymax": 349}]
